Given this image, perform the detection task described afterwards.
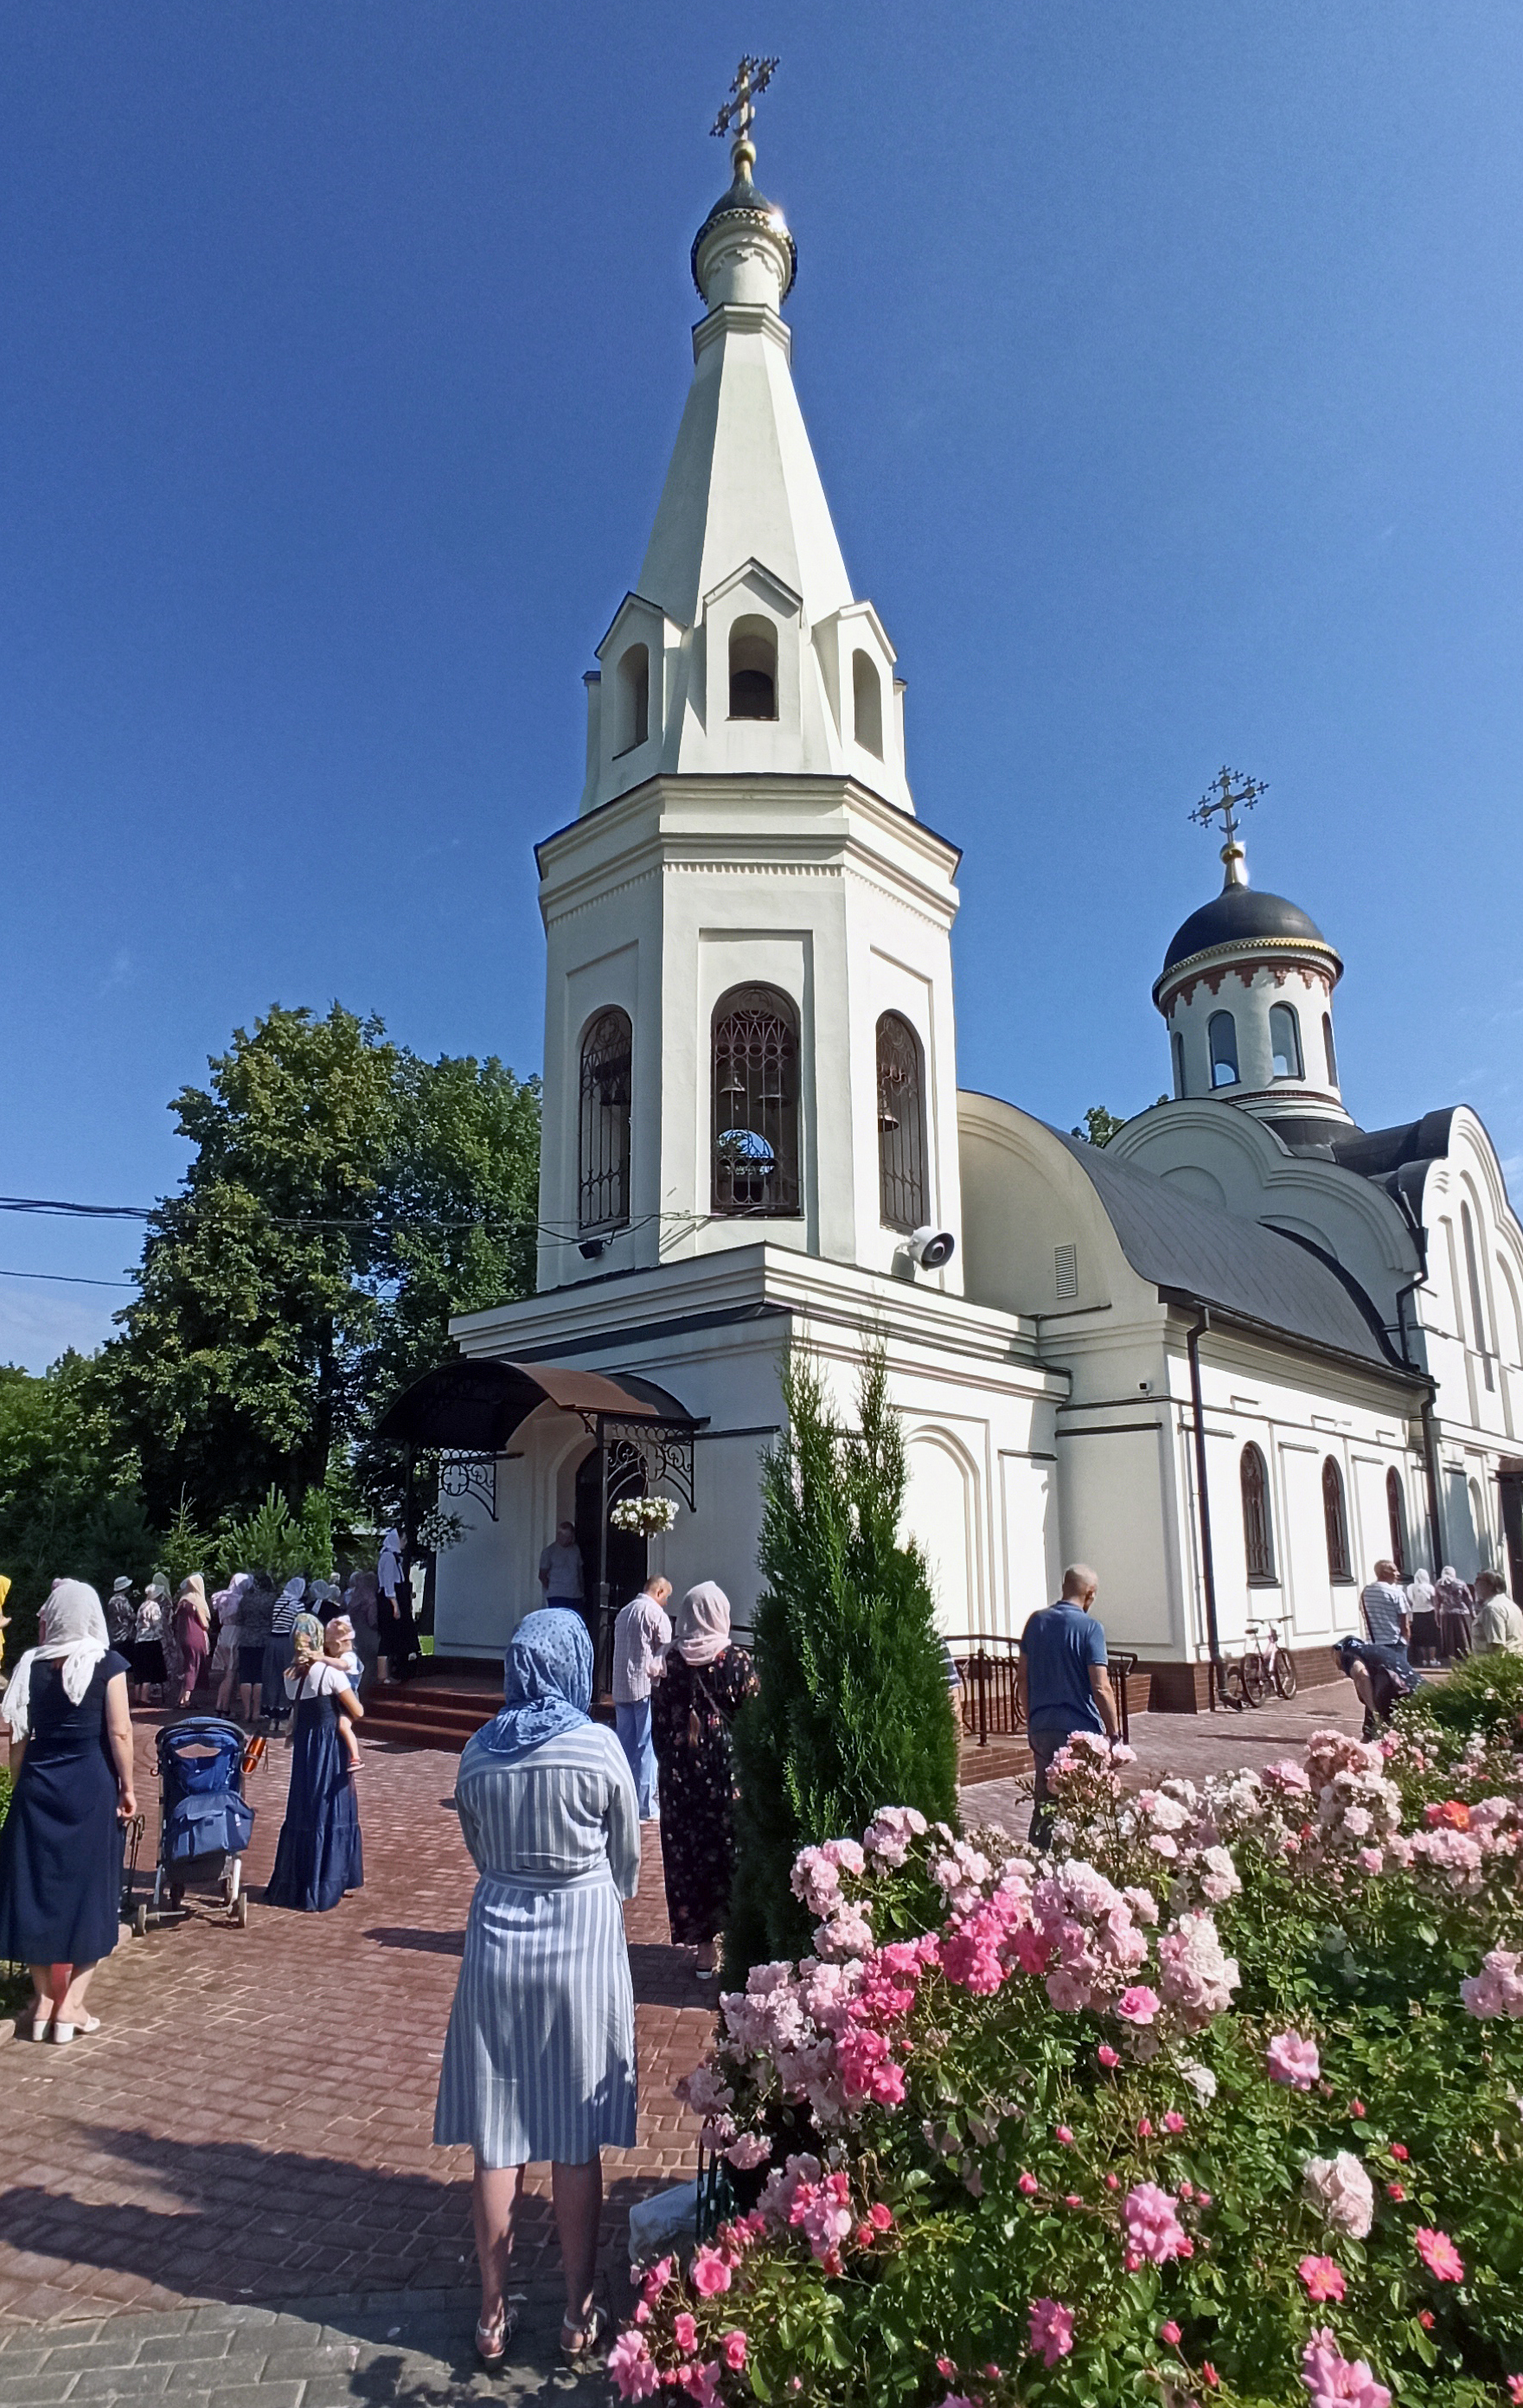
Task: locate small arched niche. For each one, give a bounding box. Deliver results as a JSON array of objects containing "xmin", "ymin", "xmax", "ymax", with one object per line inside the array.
[
  {"xmin": 852, "ymin": 649, "xmax": 883, "ymax": 758},
  {"xmin": 728, "ymin": 618, "xmax": 777, "ymax": 720},
  {"xmin": 615, "ymin": 644, "xmax": 650, "ymax": 756}
]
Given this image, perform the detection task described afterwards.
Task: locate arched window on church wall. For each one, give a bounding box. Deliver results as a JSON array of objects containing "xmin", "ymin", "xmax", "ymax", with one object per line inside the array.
[
  {"xmin": 1240, "ymin": 1443, "xmax": 1276, "ymax": 1584},
  {"xmin": 1322, "ymin": 1012, "xmax": 1339, "ymax": 1086},
  {"xmin": 711, "ymin": 983, "xmax": 801, "ymax": 1216},
  {"xmin": 1208, "ymin": 1010, "xmax": 1239, "ymax": 1089},
  {"xmin": 1321, "ymin": 1456, "xmax": 1353, "ymax": 1585},
  {"xmin": 852, "ymin": 650, "xmax": 883, "ymax": 758},
  {"xmin": 1171, "ymin": 1031, "xmax": 1186, "ymax": 1098},
  {"xmin": 1461, "ymin": 1201, "xmax": 1490, "ymax": 1352},
  {"xmin": 1385, "ymin": 1467, "xmax": 1408, "ymax": 1575},
  {"xmin": 615, "ymin": 644, "xmax": 650, "ymax": 754},
  {"xmin": 1269, "ymin": 1002, "xmax": 1303, "ymax": 1079},
  {"xmin": 578, "ymin": 1008, "xmax": 632, "ymax": 1233},
  {"xmin": 875, "ymin": 1012, "xmax": 927, "ymax": 1233},
  {"xmin": 728, "ymin": 618, "xmax": 777, "ymax": 720}
]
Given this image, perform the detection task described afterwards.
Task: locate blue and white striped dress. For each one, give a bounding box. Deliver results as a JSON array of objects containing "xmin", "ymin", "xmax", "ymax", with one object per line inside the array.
[{"xmin": 433, "ymin": 1721, "xmax": 641, "ymax": 2167}]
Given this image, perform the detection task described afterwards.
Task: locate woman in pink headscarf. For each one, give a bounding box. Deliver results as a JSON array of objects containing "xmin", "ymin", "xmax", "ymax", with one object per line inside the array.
[{"xmin": 649, "ymin": 1584, "xmax": 757, "ymax": 1976}]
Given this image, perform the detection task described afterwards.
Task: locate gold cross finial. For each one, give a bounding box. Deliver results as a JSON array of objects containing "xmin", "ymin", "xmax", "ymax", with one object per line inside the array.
[
  {"xmin": 1190, "ymin": 764, "xmax": 1267, "ymax": 851},
  {"xmin": 711, "ymin": 54, "xmax": 780, "ymax": 161}
]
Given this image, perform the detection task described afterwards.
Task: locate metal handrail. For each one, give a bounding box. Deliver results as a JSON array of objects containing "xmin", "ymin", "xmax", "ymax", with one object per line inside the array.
[{"xmin": 946, "ymin": 1633, "xmax": 1137, "ymax": 1746}]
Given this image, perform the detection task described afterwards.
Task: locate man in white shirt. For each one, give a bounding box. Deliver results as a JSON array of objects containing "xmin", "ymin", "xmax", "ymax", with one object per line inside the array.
[
  {"xmin": 1472, "ymin": 1570, "xmax": 1523, "ymax": 1656},
  {"xmin": 611, "ymin": 1577, "xmax": 674, "ymax": 1818},
  {"xmin": 538, "ymin": 1522, "xmax": 586, "ymax": 1617}
]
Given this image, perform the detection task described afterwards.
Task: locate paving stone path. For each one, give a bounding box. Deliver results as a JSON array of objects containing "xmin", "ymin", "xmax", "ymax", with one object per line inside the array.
[{"xmin": 0, "ymin": 1678, "xmax": 1364, "ymax": 2400}]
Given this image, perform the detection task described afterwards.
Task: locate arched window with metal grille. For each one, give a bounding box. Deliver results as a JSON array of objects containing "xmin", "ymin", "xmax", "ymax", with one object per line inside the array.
[
  {"xmin": 711, "ymin": 984, "xmax": 801, "ymax": 1215},
  {"xmin": 1385, "ymin": 1466, "xmax": 1408, "ymax": 1574},
  {"xmin": 1208, "ymin": 1009, "xmax": 1239, "ymax": 1088},
  {"xmin": 1322, "ymin": 1456, "xmax": 1353, "ymax": 1584},
  {"xmin": 578, "ymin": 1008, "xmax": 632, "ymax": 1233},
  {"xmin": 875, "ymin": 1011, "xmax": 927, "ymax": 1232},
  {"xmin": 1240, "ymin": 1443, "xmax": 1276, "ymax": 1583}
]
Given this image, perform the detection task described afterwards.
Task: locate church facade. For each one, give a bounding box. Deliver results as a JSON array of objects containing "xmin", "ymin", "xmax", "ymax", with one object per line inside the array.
[{"xmin": 432, "ymin": 122, "xmax": 1523, "ymax": 1694}]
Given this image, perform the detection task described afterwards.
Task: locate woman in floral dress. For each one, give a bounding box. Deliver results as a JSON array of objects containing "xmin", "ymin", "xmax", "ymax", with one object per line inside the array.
[{"xmin": 650, "ymin": 1583, "xmax": 757, "ymax": 1974}]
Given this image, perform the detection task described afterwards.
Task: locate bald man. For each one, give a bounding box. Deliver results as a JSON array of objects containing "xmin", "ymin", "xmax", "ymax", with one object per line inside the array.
[{"xmin": 1016, "ymin": 1565, "xmax": 1119, "ymax": 1850}]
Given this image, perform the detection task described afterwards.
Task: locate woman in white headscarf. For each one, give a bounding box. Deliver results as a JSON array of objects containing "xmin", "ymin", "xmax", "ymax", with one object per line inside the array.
[
  {"xmin": 649, "ymin": 1584, "xmax": 757, "ymax": 1976},
  {"xmin": 1405, "ymin": 1567, "xmax": 1439, "ymax": 1666},
  {"xmin": 0, "ymin": 1581, "xmax": 136, "ymax": 2042}
]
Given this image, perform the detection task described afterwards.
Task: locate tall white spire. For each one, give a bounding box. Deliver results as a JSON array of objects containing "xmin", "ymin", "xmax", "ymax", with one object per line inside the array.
[{"xmin": 579, "ymin": 82, "xmax": 911, "ymax": 815}]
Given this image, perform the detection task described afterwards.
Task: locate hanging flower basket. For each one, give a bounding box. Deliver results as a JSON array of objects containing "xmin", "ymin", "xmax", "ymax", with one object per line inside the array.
[{"xmin": 610, "ymin": 1495, "xmax": 679, "ymax": 1537}]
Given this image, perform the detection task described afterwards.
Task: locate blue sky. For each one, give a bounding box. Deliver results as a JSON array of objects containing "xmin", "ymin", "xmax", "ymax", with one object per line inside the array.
[{"xmin": 3, "ymin": 3, "xmax": 1520, "ymax": 1370}]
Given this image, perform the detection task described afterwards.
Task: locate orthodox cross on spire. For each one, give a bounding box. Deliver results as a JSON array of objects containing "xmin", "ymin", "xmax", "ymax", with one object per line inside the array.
[
  {"xmin": 1190, "ymin": 765, "xmax": 1267, "ymax": 890},
  {"xmin": 711, "ymin": 54, "xmax": 780, "ymax": 159}
]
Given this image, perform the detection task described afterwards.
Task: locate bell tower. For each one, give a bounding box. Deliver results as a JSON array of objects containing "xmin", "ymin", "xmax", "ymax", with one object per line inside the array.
[{"xmin": 534, "ymin": 65, "xmax": 963, "ymax": 1296}]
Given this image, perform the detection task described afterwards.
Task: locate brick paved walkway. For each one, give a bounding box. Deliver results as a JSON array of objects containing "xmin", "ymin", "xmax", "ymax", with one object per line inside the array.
[{"xmin": 0, "ymin": 1717, "xmax": 712, "ymax": 2332}]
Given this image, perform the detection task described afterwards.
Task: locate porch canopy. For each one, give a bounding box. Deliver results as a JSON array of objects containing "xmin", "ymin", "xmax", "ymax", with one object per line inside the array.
[{"xmin": 374, "ymin": 1357, "xmax": 694, "ymax": 1453}]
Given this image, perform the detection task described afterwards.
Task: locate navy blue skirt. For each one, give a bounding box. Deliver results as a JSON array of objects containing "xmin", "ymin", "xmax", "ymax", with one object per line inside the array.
[{"xmin": 265, "ymin": 1694, "xmax": 362, "ymax": 1912}]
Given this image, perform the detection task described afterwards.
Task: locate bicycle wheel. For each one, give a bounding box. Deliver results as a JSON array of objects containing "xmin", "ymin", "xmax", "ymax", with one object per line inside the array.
[
  {"xmin": 1240, "ymin": 1654, "xmax": 1269, "ymax": 1707},
  {"xmin": 1273, "ymin": 1649, "xmax": 1298, "ymax": 1700},
  {"xmin": 1217, "ymin": 1659, "xmax": 1247, "ymax": 1711}
]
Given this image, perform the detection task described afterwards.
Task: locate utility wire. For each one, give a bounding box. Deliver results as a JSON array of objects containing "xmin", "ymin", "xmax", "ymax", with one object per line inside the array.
[{"xmin": 0, "ymin": 1267, "xmax": 134, "ymax": 1288}]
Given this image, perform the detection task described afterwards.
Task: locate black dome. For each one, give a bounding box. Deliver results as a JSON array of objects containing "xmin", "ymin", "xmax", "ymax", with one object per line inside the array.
[{"xmin": 1160, "ymin": 885, "xmax": 1338, "ymax": 978}]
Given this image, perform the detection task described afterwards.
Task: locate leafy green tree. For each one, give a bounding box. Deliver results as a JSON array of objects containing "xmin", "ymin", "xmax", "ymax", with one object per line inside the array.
[
  {"xmin": 104, "ymin": 1005, "xmax": 539, "ymax": 1527},
  {"xmin": 726, "ymin": 1343, "xmax": 960, "ymax": 1980},
  {"xmin": 1072, "ymin": 1104, "xmax": 1126, "ymax": 1148},
  {"xmin": 0, "ymin": 1355, "xmax": 155, "ymax": 1647}
]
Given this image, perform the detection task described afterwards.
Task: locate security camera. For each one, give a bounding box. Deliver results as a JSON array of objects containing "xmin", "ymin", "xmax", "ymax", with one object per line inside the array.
[{"xmin": 908, "ymin": 1225, "xmax": 957, "ymax": 1271}]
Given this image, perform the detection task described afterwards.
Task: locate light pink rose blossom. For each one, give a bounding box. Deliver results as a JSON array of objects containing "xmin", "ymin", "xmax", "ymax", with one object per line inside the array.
[
  {"xmin": 1027, "ymin": 2297, "xmax": 1075, "ymax": 2367},
  {"xmin": 1302, "ymin": 2152, "xmax": 1374, "ymax": 2240},
  {"xmin": 1300, "ymin": 2328, "xmax": 1392, "ymax": 2408},
  {"xmin": 1267, "ymin": 2031, "xmax": 1321, "ymax": 2089}
]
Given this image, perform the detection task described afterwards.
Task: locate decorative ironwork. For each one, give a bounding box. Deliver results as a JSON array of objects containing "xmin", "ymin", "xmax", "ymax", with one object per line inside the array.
[
  {"xmin": 711, "ymin": 984, "xmax": 800, "ymax": 1215},
  {"xmin": 438, "ymin": 1453, "xmax": 498, "ymax": 1522},
  {"xmin": 711, "ymin": 54, "xmax": 780, "ymax": 144},
  {"xmin": 875, "ymin": 1011, "xmax": 927, "ymax": 1233},
  {"xmin": 579, "ymin": 1009, "xmax": 632, "ymax": 1233},
  {"xmin": 1190, "ymin": 765, "xmax": 1267, "ymax": 847},
  {"xmin": 579, "ymin": 1413, "xmax": 696, "ymax": 1514}
]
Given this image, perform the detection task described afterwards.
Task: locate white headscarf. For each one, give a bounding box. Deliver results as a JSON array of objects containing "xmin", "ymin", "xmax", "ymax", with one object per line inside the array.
[
  {"xmin": 1408, "ymin": 1568, "xmax": 1435, "ymax": 1605},
  {"xmin": 1, "ymin": 1580, "xmax": 111, "ymax": 1740},
  {"xmin": 673, "ymin": 1581, "xmax": 733, "ymax": 1667}
]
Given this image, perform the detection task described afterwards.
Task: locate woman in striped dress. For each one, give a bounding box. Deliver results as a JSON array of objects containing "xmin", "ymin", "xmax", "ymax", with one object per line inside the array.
[{"xmin": 433, "ymin": 1608, "xmax": 639, "ymax": 2369}]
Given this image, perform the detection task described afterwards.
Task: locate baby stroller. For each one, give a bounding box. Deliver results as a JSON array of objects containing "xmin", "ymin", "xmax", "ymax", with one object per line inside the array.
[{"xmin": 133, "ymin": 1716, "xmax": 259, "ymax": 1933}]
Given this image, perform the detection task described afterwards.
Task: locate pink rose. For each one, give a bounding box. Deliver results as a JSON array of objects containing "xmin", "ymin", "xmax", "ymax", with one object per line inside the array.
[
  {"xmin": 725, "ymin": 2131, "xmax": 771, "ymax": 2170},
  {"xmin": 1122, "ymin": 2181, "xmax": 1193, "ymax": 2266},
  {"xmin": 674, "ymin": 2313, "xmax": 698, "ymax": 2355},
  {"xmin": 1097, "ymin": 2045, "xmax": 1120, "ymax": 2068},
  {"xmin": 1267, "ymin": 2031, "xmax": 1321, "ymax": 2090},
  {"xmin": 1116, "ymin": 1984, "xmax": 1161, "ymax": 2026},
  {"xmin": 606, "ymin": 2328, "xmax": 661, "ymax": 2401},
  {"xmin": 720, "ymin": 2330, "xmax": 747, "ymax": 2371},
  {"xmin": 1160, "ymin": 2321, "xmax": 1181, "ymax": 2346},
  {"xmin": 689, "ymin": 2245, "xmax": 733, "ymax": 2297},
  {"xmin": 1298, "ymin": 2255, "xmax": 1347, "ymax": 2302},
  {"xmin": 1300, "ymin": 2328, "xmax": 1392, "ymax": 2408},
  {"xmin": 1414, "ymin": 2227, "xmax": 1464, "ymax": 2283},
  {"xmin": 1027, "ymin": 2297, "xmax": 1075, "ymax": 2368}
]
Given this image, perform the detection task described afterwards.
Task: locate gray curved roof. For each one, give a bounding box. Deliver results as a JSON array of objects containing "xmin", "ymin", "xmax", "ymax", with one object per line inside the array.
[
  {"xmin": 1160, "ymin": 885, "xmax": 1339, "ymax": 977},
  {"xmin": 1056, "ymin": 1130, "xmax": 1415, "ymax": 1374},
  {"xmin": 691, "ymin": 164, "xmax": 798, "ymax": 299}
]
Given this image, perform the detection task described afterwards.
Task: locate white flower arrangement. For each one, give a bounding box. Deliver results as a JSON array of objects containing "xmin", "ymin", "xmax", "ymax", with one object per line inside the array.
[{"xmin": 609, "ymin": 1495, "xmax": 679, "ymax": 1536}]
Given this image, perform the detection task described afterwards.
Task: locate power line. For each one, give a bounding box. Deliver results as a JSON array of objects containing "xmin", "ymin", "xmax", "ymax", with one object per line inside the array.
[{"xmin": 0, "ymin": 1267, "xmax": 134, "ymax": 1288}]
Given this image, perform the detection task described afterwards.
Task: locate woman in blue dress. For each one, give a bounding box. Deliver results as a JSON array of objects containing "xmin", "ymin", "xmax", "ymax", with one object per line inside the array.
[
  {"xmin": 0, "ymin": 1581, "xmax": 137, "ymax": 2043},
  {"xmin": 264, "ymin": 1635, "xmax": 364, "ymax": 1912},
  {"xmin": 433, "ymin": 1608, "xmax": 640, "ymax": 2370}
]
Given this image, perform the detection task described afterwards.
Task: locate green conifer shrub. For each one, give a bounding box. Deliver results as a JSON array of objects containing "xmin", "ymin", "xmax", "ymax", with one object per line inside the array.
[{"xmin": 726, "ymin": 1342, "xmax": 960, "ymax": 1980}]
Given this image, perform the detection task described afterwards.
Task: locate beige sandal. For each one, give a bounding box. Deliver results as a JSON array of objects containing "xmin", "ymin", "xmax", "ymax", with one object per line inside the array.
[{"xmin": 560, "ymin": 2309, "xmax": 605, "ymax": 2362}]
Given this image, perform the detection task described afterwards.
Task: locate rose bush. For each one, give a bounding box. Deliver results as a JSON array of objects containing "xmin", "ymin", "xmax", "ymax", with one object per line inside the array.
[{"xmin": 611, "ymin": 1691, "xmax": 1523, "ymax": 2405}]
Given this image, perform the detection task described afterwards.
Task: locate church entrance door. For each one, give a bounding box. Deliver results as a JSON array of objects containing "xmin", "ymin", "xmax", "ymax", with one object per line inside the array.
[{"xmin": 574, "ymin": 1445, "xmax": 648, "ymax": 1681}]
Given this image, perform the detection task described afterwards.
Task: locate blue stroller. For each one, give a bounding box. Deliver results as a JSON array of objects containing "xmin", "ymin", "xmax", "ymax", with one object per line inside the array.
[{"xmin": 132, "ymin": 1717, "xmax": 258, "ymax": 1932}]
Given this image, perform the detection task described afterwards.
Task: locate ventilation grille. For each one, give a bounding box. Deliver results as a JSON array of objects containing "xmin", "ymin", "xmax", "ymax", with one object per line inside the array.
[{"xmin": 1054, "ymin": 1242, "xmax": 1078, "ymax": 1300}]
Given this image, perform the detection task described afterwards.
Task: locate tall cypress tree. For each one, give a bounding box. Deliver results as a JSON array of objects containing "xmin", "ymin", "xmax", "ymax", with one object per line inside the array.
[{"xmin": 726, "ymin": 1342, "xmax": 960, "ymax": 1979}]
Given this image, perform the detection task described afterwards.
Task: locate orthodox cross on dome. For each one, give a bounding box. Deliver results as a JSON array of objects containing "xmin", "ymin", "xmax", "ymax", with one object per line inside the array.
[
  {"xmin": 1190, "ymin": 765, "xmax": 1267, "ymax": 889},
  {"xmin": 711, "ymin": 54, "xmax": 780, "ymax": 158}
]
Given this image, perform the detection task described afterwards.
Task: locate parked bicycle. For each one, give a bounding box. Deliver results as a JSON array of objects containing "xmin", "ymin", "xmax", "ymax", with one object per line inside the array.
[{"xmin": 1219, "ymin": 1615, "xmax": 1298, "ymax": 1709}]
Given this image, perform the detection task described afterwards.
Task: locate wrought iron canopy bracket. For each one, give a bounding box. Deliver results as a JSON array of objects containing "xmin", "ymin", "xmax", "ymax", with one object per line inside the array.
[
  {"xmin": 579, "ymin": 1412, "xmax": 698, "ymax": 1513},
  {"xmin": 438, "ymin": 1452, "xmax": 499, "ymax": 1522}
]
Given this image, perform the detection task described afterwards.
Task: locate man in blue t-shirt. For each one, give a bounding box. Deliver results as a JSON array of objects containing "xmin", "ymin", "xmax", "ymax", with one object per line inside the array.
[{"xmin": 1016, "ymin": 1565, "xmax": 1119, "ymax": 1849}]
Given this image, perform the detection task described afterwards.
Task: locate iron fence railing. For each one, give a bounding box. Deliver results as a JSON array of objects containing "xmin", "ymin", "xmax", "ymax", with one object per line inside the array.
[{"xmin": 946, "ymin": 1636, "xmax": 1137, "ymax": 1746}]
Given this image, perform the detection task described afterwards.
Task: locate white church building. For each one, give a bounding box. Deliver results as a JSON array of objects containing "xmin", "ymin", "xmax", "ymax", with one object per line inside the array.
[{"xmin": 421, "ymin": 111, "xmax": 1523, "ymax": 1704}]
